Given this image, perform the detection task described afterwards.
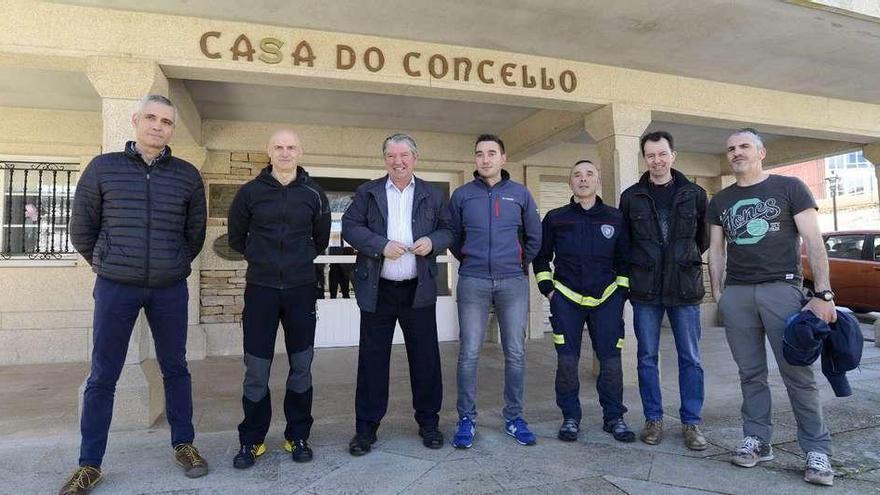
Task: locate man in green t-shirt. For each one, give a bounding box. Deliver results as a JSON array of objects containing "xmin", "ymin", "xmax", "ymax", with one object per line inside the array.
[{"xmin": 708, "ymin": 128, "xmax": 836, "ymax": 487}]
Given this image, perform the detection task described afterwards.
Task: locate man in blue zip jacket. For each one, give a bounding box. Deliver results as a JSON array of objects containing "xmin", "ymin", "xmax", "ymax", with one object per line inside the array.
[
  {"xmin": 533, "ymin": 160, "xmax": 635, "ymax": 443},
  {"xmin": 342, "ymin": 133, "xmax": 454, "ymax": 456},
  {"xmin": 226, "ymin": 129, "xmax": 331, "ymax": 468},
  {"xmin": 448, "ymin": 134, "xmax": 542, "ymax": 448},
  {"xmin": 64, "ymin": 95, "xmax": 208, "ymax": 495}
]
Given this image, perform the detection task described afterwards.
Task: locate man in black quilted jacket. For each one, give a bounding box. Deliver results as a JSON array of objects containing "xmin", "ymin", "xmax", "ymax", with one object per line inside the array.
[
  {"xmin": 62, "ymin": 94, "xmax": 208, "ymax": 495},
  {"xmin": 226, "ymin": 129, "xmax": 331, "ymax": 467}
]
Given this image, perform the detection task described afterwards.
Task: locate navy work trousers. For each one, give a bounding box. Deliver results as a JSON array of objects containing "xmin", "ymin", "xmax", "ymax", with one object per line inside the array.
[{"xmin": 549, "ymin": 289, "xmax": 627, "ymax": 424}]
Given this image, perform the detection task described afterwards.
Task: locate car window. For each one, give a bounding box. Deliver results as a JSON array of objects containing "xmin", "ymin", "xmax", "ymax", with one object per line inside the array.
[
  {"xmin": 825, "ymin": 234, "xmax": 865, "ymax": 260},
  {"xmin": 873, "ymin": 236, "xmax": 880, "ymax": 262}
]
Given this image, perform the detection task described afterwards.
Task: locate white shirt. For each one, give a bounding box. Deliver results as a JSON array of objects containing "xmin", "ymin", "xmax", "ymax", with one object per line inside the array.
[{"xmin": 381, "ymin": 176, "xmax": 417, "ymax": 281}]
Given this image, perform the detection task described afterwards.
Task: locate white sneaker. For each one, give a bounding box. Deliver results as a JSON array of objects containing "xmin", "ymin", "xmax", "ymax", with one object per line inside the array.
[
  {"xmin": 804, "ymin": 451, "xmax": 834, "ymax": 486},
  {"xmin": 731, "ymin": 436, "xmax": 773, "ymax": 467}
]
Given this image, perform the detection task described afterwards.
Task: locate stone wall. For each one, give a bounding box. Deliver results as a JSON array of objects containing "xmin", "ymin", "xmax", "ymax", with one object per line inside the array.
[
  {"xmin": 199, "ymin": 151, "xmax": 267, "ymax": 323},
  {"xmin": 200, "ymin": 269, "xmax": 246, "ymax": 323}
]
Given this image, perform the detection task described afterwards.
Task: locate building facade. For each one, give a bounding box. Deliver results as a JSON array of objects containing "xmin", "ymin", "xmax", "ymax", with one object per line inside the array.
[{"xmin": 1, "ymin": 0, "xmax": 879, "ymax": 426}]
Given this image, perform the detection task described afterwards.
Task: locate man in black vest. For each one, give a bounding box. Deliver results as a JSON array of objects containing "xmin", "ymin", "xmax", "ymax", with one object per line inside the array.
[
  {"xmin": 64, "ymin": 94, "xmax": 208, "ymax": 495},
  {"xmin": 619, "ymin": 131, "xmax": 709, "ymax": 451}
]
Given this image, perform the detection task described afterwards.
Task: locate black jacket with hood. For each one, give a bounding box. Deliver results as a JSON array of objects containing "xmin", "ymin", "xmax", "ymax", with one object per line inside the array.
[{"xmin": 227, "ymin": 165, "xmax": 331, "ymax": 289}]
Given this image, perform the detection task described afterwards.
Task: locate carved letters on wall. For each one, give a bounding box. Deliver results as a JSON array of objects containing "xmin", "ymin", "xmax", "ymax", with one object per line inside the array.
[{"xmin": 199, "ymin": 32, "xmax": 577, "ymax": 94}]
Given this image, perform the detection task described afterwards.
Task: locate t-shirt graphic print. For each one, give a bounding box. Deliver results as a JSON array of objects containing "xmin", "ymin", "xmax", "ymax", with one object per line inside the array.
[{"xmin": 708, "ymin": 175, "xmax": 816, "ymax": 286}]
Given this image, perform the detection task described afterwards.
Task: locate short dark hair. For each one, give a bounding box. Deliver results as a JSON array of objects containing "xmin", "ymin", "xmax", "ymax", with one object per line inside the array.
[
  {"xmin": 639, "ymin": 131, "xmax": 675, "ymax": 156},
  {"xmin": 475, "ymin": 134, "xmax": 505, "ymax": 154}
]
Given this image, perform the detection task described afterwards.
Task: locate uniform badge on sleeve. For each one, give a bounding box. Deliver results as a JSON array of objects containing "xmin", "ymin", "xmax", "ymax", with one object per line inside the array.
[{"xmin": 601, "ymin": 224, "xmax": 614, "ymax": 239}]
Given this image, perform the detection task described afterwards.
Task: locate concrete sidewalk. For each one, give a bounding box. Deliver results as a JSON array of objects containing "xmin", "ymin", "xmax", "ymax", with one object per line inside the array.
[{"xmin": 1, "ymin": 321, "xmax": 879, "ymax": 494}]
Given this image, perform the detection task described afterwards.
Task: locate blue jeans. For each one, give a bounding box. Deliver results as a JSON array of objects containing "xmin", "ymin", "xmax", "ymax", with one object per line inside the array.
[
  {"xmin": 456, "ymin": 275, "xmax": 529, "ymax": 421},
  {"xmin": 79, "ymin": 276, "xmax": 194, "ymax": 467},
  {"xmin": 632, "ymin": 303, "xmax": 704, "ymax": 424}
]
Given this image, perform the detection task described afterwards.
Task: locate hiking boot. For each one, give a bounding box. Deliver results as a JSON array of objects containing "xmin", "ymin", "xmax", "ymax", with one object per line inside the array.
[
  {"xmin": 682, "ymin": 424, "xmax": 708, "ymax": 451},
  {"xmin": 58, "ymin": 466, "xmax": 102, "ymax": 495},
  {"xmin": 284, "ymin": 439, "xmax": 314, "ymax": 463},
  {"xmin": 173, "ymin": 443, "xmax": 209, "ymax": 478},
  {"xmin": 639, "ymin": 419, "xmax": 663, "ymax": 445},
  {"xmin": 731, "ymin": 436, "xmax": 773, "ymax": 467},
  {"xmin": 418, "ymin": 426, "xmax": 444, "ymax": 449},
  {"xmin": 603, "ymin": 418, "xmax": 636, "ymax": 443},
  {"xmin": 233, "ymin": 443, "xmax": 266, "ymax": 469},
  {"xmin": 452, "ymin": 417, "xmax": 476, "ymax": 449},
  {"xmin": 505, "ymin": 417, "xmax": 537, "ymax": 446},
  {"xmin": 804, "ymin": 451, "xmax": 834, "ymax": 486},
  {"xmin": 557, "ymin": 418, "xmax": 579, "ymax": 442},
  {"xmin": 348, "ymin": 431, "xmax": 377, "ymax": 457}
]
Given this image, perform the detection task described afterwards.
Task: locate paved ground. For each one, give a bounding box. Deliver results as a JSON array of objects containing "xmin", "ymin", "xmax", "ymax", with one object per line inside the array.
[{"xmin": 1, "ymin": 318, "xmax": 879, "ymax": 494}]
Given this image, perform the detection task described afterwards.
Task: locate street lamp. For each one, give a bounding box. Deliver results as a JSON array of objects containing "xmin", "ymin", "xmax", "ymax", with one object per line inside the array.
[{"xmin": 825, "ymin": 172, "xmax": 841, "ymax": 231}]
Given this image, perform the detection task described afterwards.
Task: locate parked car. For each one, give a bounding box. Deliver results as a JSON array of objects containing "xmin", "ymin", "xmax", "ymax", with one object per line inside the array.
[{"xmin": 802, "ymin": 230, "xmax": 880, "ymax": 312}]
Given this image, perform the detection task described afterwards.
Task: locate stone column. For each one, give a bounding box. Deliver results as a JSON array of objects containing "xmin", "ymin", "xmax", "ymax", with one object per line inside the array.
[
  {"xmin": 583, "ymin": 104, "xmax": 652, "ymax": 206},
  {"xmin": 863, "ymin": 143, "xmax": 880, "ymax": 218},
  {"xmin": 583, "ymin": 104, "xmax": 652, "ymax": 384},
  {"xmin": 79, "ymin": 57, "xmax": 170, "ymax": 430}
]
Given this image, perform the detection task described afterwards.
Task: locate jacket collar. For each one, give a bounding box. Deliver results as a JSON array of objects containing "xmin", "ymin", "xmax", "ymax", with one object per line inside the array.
[
  {"xmin": 125, "ymin": 141, "xmax": 171, "ymax": 165},
  {"xmin": 636, "ymin": 168, "xmax": 690, "ymax": 190},
  {"xmin": 257, "ymin": 164, "xmax": 309, "ymax": 187},
  {"xmin": 366, "ymin": 174, "xmax": 431, "ymax": 221},
  {"xmin": 568, "ymin": 195, "xmax": 605, "ymax": 214},
  {"xmin": 472, "ymin": 169, "xmax": 511, "ymax": 189}
]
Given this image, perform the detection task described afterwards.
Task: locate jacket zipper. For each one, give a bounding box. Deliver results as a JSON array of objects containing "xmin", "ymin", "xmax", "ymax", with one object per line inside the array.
[
  {"xmin": 144, "ymin": 163, "xmax": 152, "ymax": 286},
  {"xmin": 487, "ymin": 189, "xmax": 494, "ymax": 278},
  {"xmin": 635, "ymin": 191, "xmax": 663, "ymax": 297}
]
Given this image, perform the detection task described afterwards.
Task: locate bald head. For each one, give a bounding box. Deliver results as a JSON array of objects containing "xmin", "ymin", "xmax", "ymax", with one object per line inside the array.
[{"xmin": 267, "ymin": 129, "xmax": 303, "ymax": 174}]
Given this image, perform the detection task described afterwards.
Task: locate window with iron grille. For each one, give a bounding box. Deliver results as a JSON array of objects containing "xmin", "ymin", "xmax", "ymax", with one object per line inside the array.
[{"xmin": 0, "ymin": 161, "xmax": 79, "ymax": 260}]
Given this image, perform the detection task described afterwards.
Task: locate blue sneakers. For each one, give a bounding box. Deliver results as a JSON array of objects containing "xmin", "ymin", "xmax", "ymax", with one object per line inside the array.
[
  {"xmin": 505, "ymin": 417, "xmax": 537, "ymax": 446},
  {"xmin": 452, "ymin": 417, "xmax": 476, "ymax": 449}
]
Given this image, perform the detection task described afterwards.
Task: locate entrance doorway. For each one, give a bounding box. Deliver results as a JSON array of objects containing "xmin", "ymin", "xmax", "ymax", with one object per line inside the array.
[{"xmin": 308, "ymin": 165, "xmax": 461, "ymax": 348}]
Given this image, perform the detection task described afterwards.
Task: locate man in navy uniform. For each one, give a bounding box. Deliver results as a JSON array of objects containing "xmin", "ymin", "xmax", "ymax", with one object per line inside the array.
[{"xmin": 533, "ymin": 160, "xmax": 635, "ymax": 443}]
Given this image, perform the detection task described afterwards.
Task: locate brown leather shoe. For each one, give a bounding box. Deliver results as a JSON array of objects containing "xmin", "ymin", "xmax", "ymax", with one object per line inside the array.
[
  {"xmin": 173, "ymin": 443, "xmax": 209, "ymax": 478},
  {"xmin": 59, "ymin": 466, "xmax": 102, "ymax": 495},
  {"xmin": 683, "ymin": 424, "xmax": 708, "ymax": 451},
  {"xmin": 639, "ymin": 419, "xmax": 663, "ymax": 445}
]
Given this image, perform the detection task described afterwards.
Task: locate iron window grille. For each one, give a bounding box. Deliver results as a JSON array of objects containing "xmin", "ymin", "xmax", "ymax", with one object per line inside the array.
[{"xmin": 0, "ymin": 161, "xmax": 78, "ymax": 260}]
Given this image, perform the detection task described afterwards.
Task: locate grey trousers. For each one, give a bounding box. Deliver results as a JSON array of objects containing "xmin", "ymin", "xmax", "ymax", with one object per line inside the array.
[{"xmin": 719, "ymin": 282, "xmax": 831, "ymax": 455}]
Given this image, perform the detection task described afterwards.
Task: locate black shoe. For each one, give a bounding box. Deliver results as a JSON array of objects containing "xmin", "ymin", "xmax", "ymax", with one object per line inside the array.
[
  {"xmin": 287, "ymin": 439, "xmax": 313, "ymax": 463},
  {"xmin": 418, "ymin": 426, "xmax": 444, "ymax": 449},
  {"xmin": 603, "ymin": 418, "xmax": 636, "ymax": 443},
  {"xmin": 348, "ymin": 432, "xmax": 377, "ymax": 457},
  {"xmin": 233, "ymin": 443, "xmax": 266, "ymax": 469},
  {"xmin": 558, "ymin": 418, "xmax": 580, "ymax": 442}
]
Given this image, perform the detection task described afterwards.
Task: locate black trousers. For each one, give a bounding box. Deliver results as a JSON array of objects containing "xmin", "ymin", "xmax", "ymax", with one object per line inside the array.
[
  {"xmin": 355, "ymin": 278, "xmax": 442, "ymax": 435},
  {"xmin": 329, "ymin": 264, "xmax": 351, "ymax": 299},
  {"xmin": 238, "ymin": 283, "xmax": 316, "ymax": 445}
]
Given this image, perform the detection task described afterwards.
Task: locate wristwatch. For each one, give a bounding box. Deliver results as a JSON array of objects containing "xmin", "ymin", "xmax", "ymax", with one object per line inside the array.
[{"xmin": 813, "ymin": 290, "xmax": 835, "ymax": 302}]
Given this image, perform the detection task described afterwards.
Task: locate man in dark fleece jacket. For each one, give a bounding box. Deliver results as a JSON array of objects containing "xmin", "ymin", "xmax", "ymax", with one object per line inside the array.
[
  {"xmin": 227, "ymin": 129, "xmax": 331, "ymax": 468},
  {"xmin": 62, "ymin": 95, "xmax": 208, "ymax": 495}
]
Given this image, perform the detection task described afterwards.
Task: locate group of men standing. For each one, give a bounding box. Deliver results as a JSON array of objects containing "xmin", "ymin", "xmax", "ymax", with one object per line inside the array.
[{"xmin": 60, "ymin": 93, "xmax": 838, "ymax": 494}]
